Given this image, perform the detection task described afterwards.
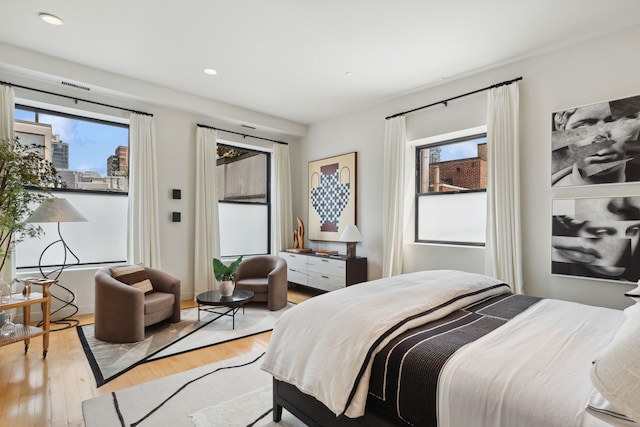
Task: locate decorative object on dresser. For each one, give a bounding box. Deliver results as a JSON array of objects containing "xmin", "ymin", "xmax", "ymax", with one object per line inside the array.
[
  {"xmin": 308, "ymin": 152, "xmax": 357, "ymax": 241},
  {"xmin": 279, "ymin": 251, "xmax": 367, "ymax": 292},
  {"xmin": 27, "ymin": 197, "xmax": 88, "ymax": 329},
  {"xmin": 287, "ymin": 217, "xmax": 312, "ymax": 253},
  {"xmin": 339, "ymin": 224, "xmax": 363, "ymax": 259}
]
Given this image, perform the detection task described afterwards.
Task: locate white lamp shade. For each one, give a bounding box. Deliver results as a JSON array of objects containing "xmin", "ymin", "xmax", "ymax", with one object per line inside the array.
[
  {"xmin": 27, "ymin": 198, "xmax": 88, "ymax": 223},
  {"xmin": 339, "ymin": 224, "xmax": 362, "ymax": 242}
]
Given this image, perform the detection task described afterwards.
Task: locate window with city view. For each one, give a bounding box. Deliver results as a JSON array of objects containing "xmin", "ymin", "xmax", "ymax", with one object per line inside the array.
[
  {"xmin": 15, "ymin": 105, "xmax": 129, "ymax": 193},
  {"xmin": 14, "ymin": 105, "xmax": 129, "ymax": 269},
  {"xmin": 415, "ymin": 131, "xmax": 487, "ymax": 246},
  {"xmin": 216, "ymin": 144, "xmax": 271, "ymax": 257}
]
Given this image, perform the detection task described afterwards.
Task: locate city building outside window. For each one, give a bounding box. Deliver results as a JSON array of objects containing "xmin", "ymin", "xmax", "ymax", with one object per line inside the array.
[
  {"xmin": 415, "ymin": 129, "xmax": 487, "ymax": 246},
  {"xmin": 216, "ymin": 143, "xmax": 271, "ymax": 257},
  {"xmin": 14, "ymin": 105, "xmax": 129, "ymax": 269}
]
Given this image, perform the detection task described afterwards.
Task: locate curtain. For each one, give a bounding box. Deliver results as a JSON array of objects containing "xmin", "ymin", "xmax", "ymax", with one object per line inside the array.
[
  {"xmin": 272, "ymin": 143, "xmax": 293, "ymax": 253},
  {"xmin": 127, "ymin": 113, "xmax": 162, "ymax": 268},
  {"xmin": 382, "ymin": 116, "xmax": 407, "ymax": 277},
  {"xmin": 194, "ymin": 127, "xmax": 220, "ymax": 294},
  {"xmin": 0, "ymin": 85, "xmax": 15, "ymax": 283},
  {"xmin": 485, "ymin": 83, "xmax": 523, "ymax": 293}
]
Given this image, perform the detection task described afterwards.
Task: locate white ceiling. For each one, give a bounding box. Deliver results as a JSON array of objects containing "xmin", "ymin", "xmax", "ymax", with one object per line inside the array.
[{"xmin": 2, "ymin": 1, "xmax": 640, "ymax": 126}]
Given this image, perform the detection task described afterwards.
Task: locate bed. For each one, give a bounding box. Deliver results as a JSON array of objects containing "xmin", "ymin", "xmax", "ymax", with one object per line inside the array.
[{"xmin": 261, "ymin": 270, "xmax": 640, "ymax": 427}]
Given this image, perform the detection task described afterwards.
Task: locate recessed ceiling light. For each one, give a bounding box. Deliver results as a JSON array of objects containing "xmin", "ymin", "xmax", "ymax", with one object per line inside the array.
[
  {"xmin": 203, "ymin": 68, "xmax": 217, "ymax": 75},
  {"xmin": 39, "ymin": 12, "xmax": 64, "ymax": 26}
]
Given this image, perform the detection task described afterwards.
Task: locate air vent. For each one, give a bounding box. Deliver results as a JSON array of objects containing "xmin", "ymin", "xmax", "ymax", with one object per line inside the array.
[{"xmin": 61, "ymin": 81, "xmax": 91, "ymax": 91}]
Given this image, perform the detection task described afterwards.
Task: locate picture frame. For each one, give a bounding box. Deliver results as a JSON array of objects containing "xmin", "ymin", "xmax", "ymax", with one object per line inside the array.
[
  {"xmin": 550, "ymin": 93, "xmax": 640, "ymax": 187},
  {"xmin": 308, "ymin": 152, "xmax": 357, "ymax": 241},
  {"xmin": 551, "ymin": 196, "xmax": 640, "ymax": 283}
]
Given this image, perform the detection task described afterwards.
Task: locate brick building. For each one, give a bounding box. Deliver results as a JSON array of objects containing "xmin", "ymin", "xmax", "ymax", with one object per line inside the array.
[{"xmin": 427, "ymin": 143, "xmax": 487, "ymax": 192}]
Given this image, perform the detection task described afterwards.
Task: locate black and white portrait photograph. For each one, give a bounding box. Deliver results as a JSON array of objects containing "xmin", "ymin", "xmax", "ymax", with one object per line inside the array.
[
  {"xmin": 551, "ymin": 94, "xmax": 640, "ymax": 187},
  {"xmin": 552, "ymin": 196, "xmax": 640, "ymax": 283}
]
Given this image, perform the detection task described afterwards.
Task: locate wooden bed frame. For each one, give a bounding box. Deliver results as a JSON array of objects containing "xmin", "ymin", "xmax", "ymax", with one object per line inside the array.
[{"xmin": 273, "ymin": 378, "xmax": 400, "ymax": 426}]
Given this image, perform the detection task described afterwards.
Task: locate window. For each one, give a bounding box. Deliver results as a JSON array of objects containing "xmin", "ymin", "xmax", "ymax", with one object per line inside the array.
[
  {"xmin": 216, "ymin": 144, "xmax": 271, "ymax": 257},
  {"xmin": 415, "ymin": 130, "xmax": 487, "ymax": 246},
  {"xmin": 14, "ymin": 105, "xmax": 129, "ymax": 269}
]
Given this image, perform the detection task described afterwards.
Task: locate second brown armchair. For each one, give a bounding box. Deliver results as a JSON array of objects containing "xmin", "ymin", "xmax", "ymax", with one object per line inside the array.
[{"xmin": 234, "ymin": 255, "xmax": 288, "ymax": 311}]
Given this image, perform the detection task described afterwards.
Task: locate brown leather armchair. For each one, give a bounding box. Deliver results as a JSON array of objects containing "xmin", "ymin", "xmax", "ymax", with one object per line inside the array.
[
  {"xmin": 94, "ymin": 265, "xmax": 181, "ymax": 343},
  {"xmin": 234, "ymin": 255, "xmax": 287, "ymax": 311}
]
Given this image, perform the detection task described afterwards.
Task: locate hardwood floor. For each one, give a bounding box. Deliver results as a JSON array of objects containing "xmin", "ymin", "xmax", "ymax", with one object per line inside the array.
[{"xmin": 0, "ymin": 285, "xmax": 320, "ymax": 427}]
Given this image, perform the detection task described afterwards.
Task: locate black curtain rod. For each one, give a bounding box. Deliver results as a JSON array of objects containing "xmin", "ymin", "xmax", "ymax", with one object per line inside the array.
[
  {"xmin": 0, "ymin": 80, "xmax": 153, "ymax": 117},
  {"xmin": 197, "ymin": 124, "xmax": 287, "ymax": 145},
  {"xmin": 385, "ymin": 76, "xmax": 523, "ymax": 120}
]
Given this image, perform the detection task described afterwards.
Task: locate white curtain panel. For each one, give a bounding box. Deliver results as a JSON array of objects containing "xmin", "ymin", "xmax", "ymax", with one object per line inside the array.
[
  {"xmin": 0, "ymin": 85, "xmax": 15, "ymax": 283},
  {"xmin": 382, "ymin": 116, "xmax": 407, "ymax": 277},
  {"xmin": 272, "ymin": 143, "xmax": 293, "ymax": 253},
  {"xmin": 127, "ymin": 113, "xmax": 162, "ymax": 268},
  {"xmin": 194, "ymin": 127, "xmax": 220, "ymax": 295},
  {"xmin": 485, "ymin": 83, "xmax": 523, "ymax": 293}
]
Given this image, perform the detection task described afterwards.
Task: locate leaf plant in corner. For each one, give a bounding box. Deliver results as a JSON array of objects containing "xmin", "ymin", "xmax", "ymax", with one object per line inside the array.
[
  {"xmin": 0, "ymin": 137, "xmax": 63, "ymax": 276},
  {"xmin": 213, "ymin": 256, "xmax": 243, "ymax": 281}
]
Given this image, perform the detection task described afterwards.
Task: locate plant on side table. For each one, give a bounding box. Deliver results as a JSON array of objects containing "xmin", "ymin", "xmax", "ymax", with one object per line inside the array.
[{"xmin": 212, "ymin": 256, "xmax": 243, "ymax": 297}]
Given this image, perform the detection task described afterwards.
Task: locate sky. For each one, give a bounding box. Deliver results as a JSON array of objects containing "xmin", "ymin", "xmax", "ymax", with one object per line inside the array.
[
  {"xmin": 15, "ymin": 109, "xmax": 128, "ymax": 177},
  {"xmin": 438, "ymin": 136, "xmax": 487, "ymax": 162}
]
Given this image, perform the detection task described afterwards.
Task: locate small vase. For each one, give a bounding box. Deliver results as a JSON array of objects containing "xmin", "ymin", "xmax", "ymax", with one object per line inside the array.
[
  {"xmin": 1, "ymin": 313, "xmax": 15, "ymax": 337},
  {"xmin": 220, "ymin": 280, "xmax": 235, "ymax": 297},
  {"xmin": 0, "ymin": 279, "xmax": 11, "ymax": 304}
]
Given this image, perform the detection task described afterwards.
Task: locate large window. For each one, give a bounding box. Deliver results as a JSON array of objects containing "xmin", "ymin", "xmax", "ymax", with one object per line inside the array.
[
  {"xmin": 415, "ymin": 131, "xmax": 487, "ymax": 246},
  {"xmin": 216, "ymin": 144, "xmax": 271, "ymax": 257},
  {"xmin": 14, "ymin": 105, "xmax": 129, "ymax": 269}
]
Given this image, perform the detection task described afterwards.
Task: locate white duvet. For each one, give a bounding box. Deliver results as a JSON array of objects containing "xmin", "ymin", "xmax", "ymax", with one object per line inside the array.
[
  {"xmin": 438, "ymin": 298, "xmax": 624, "ymax": 427},
  {"xmin": 261, "ymin": 270, "xmax": 509, "ymax": 418}
]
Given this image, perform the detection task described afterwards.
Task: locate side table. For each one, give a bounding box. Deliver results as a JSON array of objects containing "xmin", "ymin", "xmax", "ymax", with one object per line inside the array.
[{"xmin": 0, "ymin": 279, "xmax": 55, "ymax": 358}]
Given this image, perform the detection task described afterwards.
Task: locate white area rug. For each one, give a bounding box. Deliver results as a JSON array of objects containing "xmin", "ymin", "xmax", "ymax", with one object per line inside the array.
[
  {"xmin": 82, "ymin": 351, "xmax": 305, "ymax": 427},
  {"xmin": 78, "ymin": 303, "xmax": 293, "ymax": 386}
]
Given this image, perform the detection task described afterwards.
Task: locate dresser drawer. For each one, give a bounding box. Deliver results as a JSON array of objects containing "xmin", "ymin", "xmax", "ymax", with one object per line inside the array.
[
  {"xmin": 306, "ymin": 256, "xmax": 346, "ymax": 278},
  {"xmin": 287, "ymin": 268, "xmax": 308, "ymax": 286},
  {"xmin": 279, "ymin": 252, "xmax": 307, "ymax": 270},
  {"xmin": 307, "ymin": 271, "xmax": 345, "ymax": 292}
]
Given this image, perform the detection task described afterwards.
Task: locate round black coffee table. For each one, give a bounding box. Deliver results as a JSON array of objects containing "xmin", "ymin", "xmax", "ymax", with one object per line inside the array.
[{"xmin": 195, "ymin": 289, "xmax": 254, "ymax": 329}]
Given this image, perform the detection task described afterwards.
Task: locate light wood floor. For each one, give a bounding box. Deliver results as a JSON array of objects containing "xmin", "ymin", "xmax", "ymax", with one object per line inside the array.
[{"xmin": 0, "ymin": 286, "xmax": 320, "ymax": 427}]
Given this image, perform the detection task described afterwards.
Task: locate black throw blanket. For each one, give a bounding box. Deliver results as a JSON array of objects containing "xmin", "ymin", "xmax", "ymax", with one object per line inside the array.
[{"xmin": 367, "ymin": 293, "xmax": 541, "ymax": 427}]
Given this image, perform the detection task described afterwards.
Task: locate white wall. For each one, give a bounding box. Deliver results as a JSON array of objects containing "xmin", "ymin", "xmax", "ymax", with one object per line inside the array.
[
  {"xmin": 299, "ymin": 26, "xmax": 640, "ymax": 310},
  {"xmin": 4, "ymin": 26, "xmax": 640, "ymax": 316},
  {"xmin": 1, "ymin": 45, "xmax": 303, "ymax": 318}
]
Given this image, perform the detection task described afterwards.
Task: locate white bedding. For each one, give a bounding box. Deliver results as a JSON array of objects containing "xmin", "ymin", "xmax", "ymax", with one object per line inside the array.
[
  {"xmin": 261, "ymin": 270, "xmax": 509, "ymax": 418},
  {"xmin": 437, "ymin": 298, "xmax": 625, "ymax": 427}
]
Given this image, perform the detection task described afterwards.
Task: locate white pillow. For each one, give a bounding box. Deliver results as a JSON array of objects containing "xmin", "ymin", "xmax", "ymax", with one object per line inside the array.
[
  {"xmin": 586, "ymin": 389, "xmax": 638, "ymax": 427},
  {"xmin": 590, "ymin": 304, "xmax": 640, "ymax": 424}
]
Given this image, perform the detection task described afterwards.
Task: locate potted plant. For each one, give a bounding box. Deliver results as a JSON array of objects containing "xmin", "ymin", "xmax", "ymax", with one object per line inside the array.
[
  {"xmin": 212, "ymin": 256, "xmax": 243, "ymax": 296},
  {"xmin": 0, "ymin": 137, "xmax": 62, "ymax": 284}
]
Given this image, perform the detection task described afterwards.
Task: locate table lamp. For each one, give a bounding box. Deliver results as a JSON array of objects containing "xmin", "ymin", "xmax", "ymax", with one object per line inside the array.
[{"xmin": 339, "ymin": 224, "xmax": 362, "ymax": 259}]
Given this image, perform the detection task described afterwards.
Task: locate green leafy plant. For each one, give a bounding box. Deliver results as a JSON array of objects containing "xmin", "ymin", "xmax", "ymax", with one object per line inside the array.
[
  {"xmin": 213, "ymin": 256, "xmax": 243, "ymax": 281},
  {"xmin": 0, "ymin": 137, "xmax": 63, "ymax": 274}
]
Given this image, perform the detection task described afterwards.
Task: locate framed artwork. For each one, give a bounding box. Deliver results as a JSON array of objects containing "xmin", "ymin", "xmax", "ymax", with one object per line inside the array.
[
  {"xmin": 551, "ymin": 196, "xmax": 640, "ymax": 283},
  {"xmin": 308, "ymin": 152, "xmax": 357, "ymax": 241},
  {"xmin": 551, "ymin": 93, "xmax": 640, "ymax": 187}
]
